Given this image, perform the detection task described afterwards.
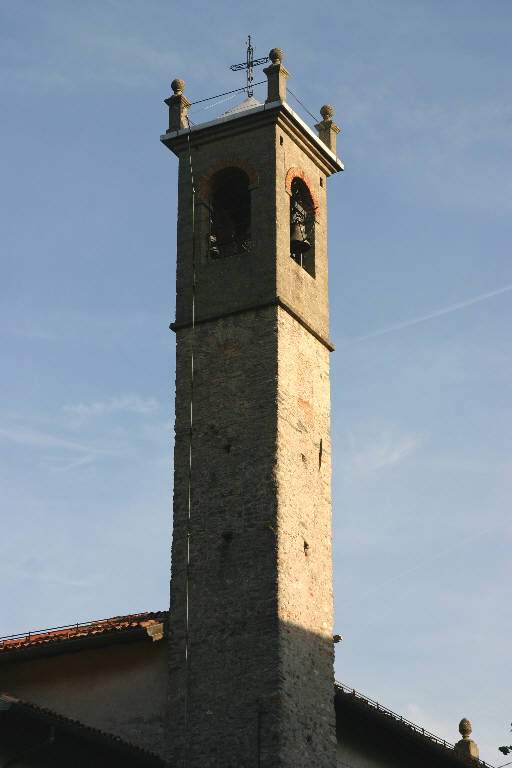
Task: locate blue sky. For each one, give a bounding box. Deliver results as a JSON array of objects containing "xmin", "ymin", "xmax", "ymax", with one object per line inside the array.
[{"xmin": 1, "ymin": 0, "xmax": 511, "ymax": 762}]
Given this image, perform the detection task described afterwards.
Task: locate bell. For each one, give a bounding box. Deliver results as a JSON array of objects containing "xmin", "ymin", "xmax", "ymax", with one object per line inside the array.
[
  {"xmin": 290, "ymin": 221, "xmax": 311, "ymax": 254},
  {"xmin": 209, "ymin": 233, "xmax": 221, "ymax": 259}
]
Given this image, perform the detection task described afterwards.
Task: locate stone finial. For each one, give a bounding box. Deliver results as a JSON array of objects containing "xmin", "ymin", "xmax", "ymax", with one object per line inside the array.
[
  {"xmin": 164, "ymin": 77, "xmax": 191, "ymax": 132},
  {"xmin": 315, "ymin": 104, "xmax": 340, "ymax": 154},
  {"xmin": 171, "ymin": 78, "xmax": 186, "ymax": 95},
  {"xmin": 320, "ymin": 104, "xmax": 335, "ymax": 121},
  {"xmin": 454, "ymin": 718, "xmax": 479, "ymax": 760},
  {"xmin": 269, "ymin": 48, "xmax": 284, "ymax": 64},
  {"xmin": 263, "ymin": 46, "xmax": 289, "ymax": 103}
]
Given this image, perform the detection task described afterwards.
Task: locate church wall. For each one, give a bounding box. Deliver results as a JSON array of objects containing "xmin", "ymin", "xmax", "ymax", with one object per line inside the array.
[
  {"xmin": 276, "ymin": 306, "xmax": 335, "ymax": 766},
  {"xmin": 335, "ymin": 695, "xmax": 466, "ymax": 768},
  {"xmin": 168, "ymin": 306, "xmax": 282, "ymax": 766},
  {"xmin": 174, "ymin": 121, "xmax": 278, "ymax": 327},
  {"xmin": 337, "ymin": 738, "xmax": 412, "ymax": 768},
  {"xmin": 274, "ymin": 120, "xmax": 330, "ymax": 343},
  {"xmin": 0, "ymin": 639, "xmax": 167, "ymax": 757},
  {"xmin": 336, "ymin": 733, "xmax": 460, "ymax": 768}
]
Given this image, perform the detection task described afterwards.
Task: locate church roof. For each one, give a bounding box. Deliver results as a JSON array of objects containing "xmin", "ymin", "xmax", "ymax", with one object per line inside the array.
[
  {"xmin": 161, "ymin": 98, "xmax": 344, "ymax": 174},
  {"xmin": 219, "ymin": 95, "xmax": 263, "ymax": 117},
  {"xmin": 0, "ymin": 610, "xmax": 167, "ymax": 662},
  {"xmin": 335, "ymin": 683, "xmax": 495, "ymax": 767},
  {"xmin": 0, "ymin": 693, "xmax": 165, "ymax": 766}
]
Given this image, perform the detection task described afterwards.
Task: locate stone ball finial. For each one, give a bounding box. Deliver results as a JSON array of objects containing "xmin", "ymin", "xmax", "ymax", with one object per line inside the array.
[
  {"xmin": 269, "ymin": 48, "xmax": 284, "ymax": 65},
  {"xmin": 320, "ymin": 104, "xmax": 335, "ymax": 121},
  {"xmin": 171, "ymin": 78, "xmax": 186, "ymax": 95},
  {"xmin": 459, "ymin": 718, "xmax": 472, "ymax": 739}
]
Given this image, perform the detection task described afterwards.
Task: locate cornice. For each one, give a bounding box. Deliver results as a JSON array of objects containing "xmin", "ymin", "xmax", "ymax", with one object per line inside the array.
[{"xmin": 160, "ymin": 100, "xmax": 343, "ymax": 176}]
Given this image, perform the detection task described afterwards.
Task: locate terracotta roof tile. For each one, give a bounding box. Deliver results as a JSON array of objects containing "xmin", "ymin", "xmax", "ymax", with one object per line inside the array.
[{"xmin": 0, "ymin": 610, "xmax": 167, "ymax": 655}]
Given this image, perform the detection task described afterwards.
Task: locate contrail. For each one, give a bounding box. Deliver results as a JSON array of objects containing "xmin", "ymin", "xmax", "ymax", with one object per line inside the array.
[
  {"xmin": 345, "ymin": 283, "xmax": 512, "ymax": 344},
  {"xmin": 340, "ymin": 524, "xmax": 496, "ymax": 610}
]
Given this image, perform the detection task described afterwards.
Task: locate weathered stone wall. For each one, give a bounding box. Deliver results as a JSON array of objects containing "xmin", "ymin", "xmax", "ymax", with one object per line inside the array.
[
  {"xmin": 174, "ymin": 122, "xmax": 277, "ymax": 327},
  {"xmin": 276, "ymin": 306, "xmax": 335, "ymax": 766},
  {"xmin": 167, "ymin": 107, "xmax": 336, "ymax": 767},
  {"xmin": 275, "ymin": 123, "xmax": 330, "ymax": 342},
  {"xmin": 168, "ymin": 307, "xmax": 281, "ymax": 766}
]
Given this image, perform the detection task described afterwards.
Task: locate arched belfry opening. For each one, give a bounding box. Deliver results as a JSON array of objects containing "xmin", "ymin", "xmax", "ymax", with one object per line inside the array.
[
  {"xmin": 290, "ymin": 176, "xmax": 316, "ymax": 277},
  {"xmin": 208, "ymin": 167, "xmax": 251, "ymax": 259}
]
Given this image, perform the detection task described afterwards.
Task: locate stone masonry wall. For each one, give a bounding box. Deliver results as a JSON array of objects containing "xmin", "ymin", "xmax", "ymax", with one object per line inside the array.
[
  {"xmin": 168, "ymin": 303, "xmax": 335, "ymax": 768},
  {"xmin": 168, "ymin": 307, "xmax": 282, "ymax": 767},
  {"xmin": 174, "ymin": 123, "xmax": 278, "ymax": 327},
  {"xmin": 167, "ymin": 107, "xmax": 336, "ymax": 767},
  {"xmin": 274, "ymin": 121, "xmax": 330, "ymax": 343},
  {"xmin": 276, "ymin": 306, "xmax": 335, "ymax": 767}
]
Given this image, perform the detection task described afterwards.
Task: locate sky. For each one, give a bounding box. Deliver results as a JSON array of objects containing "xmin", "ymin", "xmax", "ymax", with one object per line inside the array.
[{"xmin": 1, "ymin": 0, "xmax": 511, "ymax": 763}]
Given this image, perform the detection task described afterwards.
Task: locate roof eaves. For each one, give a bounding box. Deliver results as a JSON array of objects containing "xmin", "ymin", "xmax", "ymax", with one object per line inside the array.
[{"xmin": 0, "ymin": 610, "xmax": 168, "ymax": 661}]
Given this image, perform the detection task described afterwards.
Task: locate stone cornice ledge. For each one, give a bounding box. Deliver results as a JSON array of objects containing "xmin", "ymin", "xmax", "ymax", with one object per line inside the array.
[
  {"xmin": 160, "ymin": 99, "xmax": 343, "ymax": 175},
  {"xmin": 170, "ymin": 296, "xmax": 335, "ymax": 352}
]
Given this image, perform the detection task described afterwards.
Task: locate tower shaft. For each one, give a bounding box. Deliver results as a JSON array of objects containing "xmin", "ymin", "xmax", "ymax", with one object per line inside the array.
[{"xmin": 161, "ymin": 50, "xmax": 342, "ymax": 767}]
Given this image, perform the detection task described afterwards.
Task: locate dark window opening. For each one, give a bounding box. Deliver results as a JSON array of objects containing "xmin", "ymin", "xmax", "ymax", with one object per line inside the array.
[
  {"xmin": 208, "ymin": 168, "xmax": 251, "ymax": 259},
  {"xmin": 290, "ymin": 177, "xmax": 315, "ymax": 277}
]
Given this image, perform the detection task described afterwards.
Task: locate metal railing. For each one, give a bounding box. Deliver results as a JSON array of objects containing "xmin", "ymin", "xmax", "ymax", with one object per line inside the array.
[
  {"xmin": 335, "ymin": 682, "xmax": 495, "ymax": 767},
  {"xmin": 0, "ymin": 612, "xmax": 162, "ymax": 645}
]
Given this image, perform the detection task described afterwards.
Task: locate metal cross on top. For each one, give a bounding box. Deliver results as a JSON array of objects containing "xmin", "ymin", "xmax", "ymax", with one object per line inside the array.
[{"xmin": 230, "ymin": 35, "xmax": 268, "ymax": 98}]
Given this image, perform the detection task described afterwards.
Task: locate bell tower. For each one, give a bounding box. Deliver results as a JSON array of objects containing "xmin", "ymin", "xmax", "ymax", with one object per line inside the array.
[{"xmin": 161, "ymin": 47, "xmax": 343, "ymax": 768}]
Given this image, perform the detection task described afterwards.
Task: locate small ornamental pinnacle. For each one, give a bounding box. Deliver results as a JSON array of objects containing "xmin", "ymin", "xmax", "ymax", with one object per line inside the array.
[
  {"xmin": 320, "ymin": 104, "xmax": 335, "ymax": 121},
  {"xmin": 315, "ymin": 104, "xmax": 340, "ymax": 154},
  {"xmin": 269, "ymin": 47, "xmax": 284, "ymax": 65},
  {"xmin": 459, "ymin": 718, "xmax": 472, "ymax": 739},
  {"xmin": 263, "ymin": 46, "xmax": 289, "ymax": 103},
  {"xmin": 165, "ymin": 77, "xmax": 191, "ymax": 132},
  {"xmin": 454, "ymin": 717, "xmax": 479, "ymax": 759},
  {"xmin": 171, "ymin": 78, "xmax": 186, "ymax": 95}
]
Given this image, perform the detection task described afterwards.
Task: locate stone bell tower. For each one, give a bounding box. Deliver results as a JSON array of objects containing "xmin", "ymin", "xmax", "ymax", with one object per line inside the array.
[{"xmin": 161, "ymin": 48, "xmax": 343, "ymax": 767}]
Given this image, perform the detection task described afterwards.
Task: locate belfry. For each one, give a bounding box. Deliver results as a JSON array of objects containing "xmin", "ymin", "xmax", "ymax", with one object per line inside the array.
[{"xmin": 161, "ymin": 47, "xmax": 343, "ymax": 767}]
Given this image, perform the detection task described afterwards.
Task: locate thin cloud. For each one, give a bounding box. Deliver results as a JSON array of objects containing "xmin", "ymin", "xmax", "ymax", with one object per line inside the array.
[
  {"xmin": 341, "ymin": 524, "xmax": 495, "ymax": 608},
  {"xmin": 0, "ymin": 395, "xmax": 162, "ymax": 472},
  {"xmin": 0, "ymin": 559, "xmax": 103, "ymax": 590},
  {"xmin": 85, "ymin": 34, "xmax": 182, "ymax": 87},
  {"xmin": 0, "ymin": 424, "xmax": 116, "ymax": 472},
  {"xmin": 345, "ymin": 283, "xmax": 512, "ymax": 344},
  {"xmin": 342, "ymin": 428, "xmax": 421, "ymax": 477},
  {"xmin": 50, "ymin": 454, "xmax": 97, "ymax": 473},
  {"xmin": 0, "ymin": 425, "xmax": 97, "ymax": 453},
  {"xmin": 63, "ymin": 395, "xmax": 160, "ymax": 418}
]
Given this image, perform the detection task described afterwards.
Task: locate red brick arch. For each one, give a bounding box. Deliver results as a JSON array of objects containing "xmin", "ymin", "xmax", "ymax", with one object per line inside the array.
[
  {"xmin": 285, "ymin": 167, "xmax": 319, "ymax": 214},
  {"xmin": 198, "ymin": 158, "xmax": 259, "ymax": 202}
]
